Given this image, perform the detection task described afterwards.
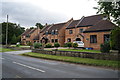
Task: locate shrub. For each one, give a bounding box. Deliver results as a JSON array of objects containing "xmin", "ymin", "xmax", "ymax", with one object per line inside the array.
[
  {"xmin": 100, "ymin": 42, "xmax": 110, "ymax": 53},
  {"xmin": 54, "ymin": 43, "xmax": 60, "ymax": 48},
  {"xmin": 27, "ymin": 42, "xmax": 33, "ymax": 46},
  {"xmin": 45, "ymin": 43, "xmax": 52, "ymax": 48},
  {"xmin": 63, "ymin": 43, "xmax": 68, "ymax": 47},
  {"xmin": 73, "ymin": 43, "xmax": 78, "ymax": 49},
  {"xmin": 66, "ymin": 42, "xmax": 72, "ymax": 48},
  {"xmin": 16, "ymin": 44, "xmax": 20, "ymax": 47},
  {"xmin": 33, "ymin": 43, "xmax": 42, "ymax": 49},
  {"xmin": 110, "ymin": 27, "xmax": 120, "ymax": 53}
]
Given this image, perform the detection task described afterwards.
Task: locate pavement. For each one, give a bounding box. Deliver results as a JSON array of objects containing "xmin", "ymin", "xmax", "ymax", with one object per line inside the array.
[{"xmin": 1, "ymin": 50, "xmax": 119, "ymax": 78}]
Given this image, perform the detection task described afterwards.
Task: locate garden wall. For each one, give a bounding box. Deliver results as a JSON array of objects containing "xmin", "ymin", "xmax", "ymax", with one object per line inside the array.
[{"xmin": 32, "ymin": 49, "xmax": 119, "ymax": 61}]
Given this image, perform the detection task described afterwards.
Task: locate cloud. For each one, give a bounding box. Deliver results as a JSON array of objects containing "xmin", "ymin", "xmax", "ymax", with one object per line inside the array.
[{"xmin": 1, "ymin": 2, "xmax": 68, "ymax": 28}]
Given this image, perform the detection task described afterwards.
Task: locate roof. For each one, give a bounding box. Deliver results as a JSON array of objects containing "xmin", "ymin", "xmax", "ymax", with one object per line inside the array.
[
  {"xmin": 77, "ymin": 14, "xmax": 103, "ymax": 27},
  {"xmin": 40, "ymin": 25, "xmax": 51, "ymax": 33},
  {"xmin": 47, "ymin": 22, "xmax": 66, "ymax": 33},
  {"xmin": 66, "ymin": 20, "xmax": 80, "ymax": 29},
  {"xmin": 21, "ymin": 29, "xmax": 32, "ymax": 36},
  {"xmin": 21, "ymin": 28, "xmax": 37, "ymax": 36},
  {"xmin": 83, "ymin": 20, "xmax": 116, "ymax": 33}
]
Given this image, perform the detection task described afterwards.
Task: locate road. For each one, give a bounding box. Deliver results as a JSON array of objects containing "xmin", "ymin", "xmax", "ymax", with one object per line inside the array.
[{"xmin": 1, "ymin": 51, "xmax": 119, "ymax": 78}]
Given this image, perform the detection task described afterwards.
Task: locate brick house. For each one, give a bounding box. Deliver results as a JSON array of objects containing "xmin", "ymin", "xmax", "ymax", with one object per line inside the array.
[
  {"xmin": 65, "ymin": 14, "xmax": 115, "ymax": 50},
  {"xmin": 65, "ymin": 15, "xmax": 103, "ymax": 43},
  {"xmin": 39, "ymin": 19, "xmax": 73, "ymax": 46},
  {"xmin": 21, "ymin": 14, "xmax": 116, "ymax": 50},
  {"xmin": 83, "ymin": 20, "xmax": 115, "ymax": 50},
  {"xmin": 21, "ymin": 27, "xmax": 40, "ymax": 45}
]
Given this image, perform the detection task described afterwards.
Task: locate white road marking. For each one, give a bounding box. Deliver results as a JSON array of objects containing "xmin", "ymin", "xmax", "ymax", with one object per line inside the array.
[
  {"xmin": 13, "ymin": 61, "xmax": 45, "ymax": 73},
  {"xmin": 15, "ymin": 75, "xmax": 21, "ymax": 78},
  {"xmin": 0, "ymin": 57, "xmax": 4, "ymax": 60}
]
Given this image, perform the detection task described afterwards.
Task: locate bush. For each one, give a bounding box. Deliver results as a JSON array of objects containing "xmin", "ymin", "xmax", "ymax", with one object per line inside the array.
[
  {"xmin": 110, "ymin": 27, "xmax": 120, "ymax": 53},
  {"xmin": 27, "ymin": 42, "xmax": 33, "ymax": 46},
  {"xmin": 54, "ymin": 43, "xmax": 60, "ymax": 48},
  {"xmin": 100, "ymin": 42, "xmax": 110, "ymax": 53},
  {"xmin": 63, "ymin": 43, "xmax": 68, "ymax": 47},
  {"xmin": 66, "ymin": 42, "xmax": 72, "ymax": 48},
  {"xmin": 33, "ymin": 43, "xmax": 42, "ymax": 49},
  {"xmin": 73, "ymin": 43, "xmax": 78, "ymax": 49},
  {"xmin": 45, "ymin": 43, "xmax": 52, "ymax": 48},
  {"xmin": 16, "ymin": 44, "xmax": 20, "ymax": 47}
]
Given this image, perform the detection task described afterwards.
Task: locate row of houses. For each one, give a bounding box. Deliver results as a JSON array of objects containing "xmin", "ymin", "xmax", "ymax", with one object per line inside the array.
[{"xmin": 21, "ymin": 14, "xmax": 116, "ymax": 50}]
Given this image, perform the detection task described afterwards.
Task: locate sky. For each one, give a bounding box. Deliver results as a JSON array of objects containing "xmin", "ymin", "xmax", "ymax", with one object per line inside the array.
[{"xmin": 1, "ymin": 0, "xmax": 99, "ymax": 28}]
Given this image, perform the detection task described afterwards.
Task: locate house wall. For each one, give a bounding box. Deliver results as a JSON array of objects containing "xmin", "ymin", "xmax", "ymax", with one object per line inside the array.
[
  {"xmin": 65, "ymin": 27, "xmax": 90, "ymax": 43},
  {"xmin": 21, "ymin": 28, "xmax": 40, "ymax": 45},
  {"xmin": 84, "ymin": 31, "xmax": 111, "ymax": 50}
]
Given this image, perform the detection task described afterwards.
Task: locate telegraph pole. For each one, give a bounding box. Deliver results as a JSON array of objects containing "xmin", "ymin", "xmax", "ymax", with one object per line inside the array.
[{"xmin": 6, "ymin": 15, "xmax": 8, "ymax": 46}]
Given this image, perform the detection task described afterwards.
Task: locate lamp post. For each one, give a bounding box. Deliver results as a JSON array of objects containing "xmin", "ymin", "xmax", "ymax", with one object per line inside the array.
[{"xmin": 6, "ymin": 15, "xmax": 8, "ymax": 46}]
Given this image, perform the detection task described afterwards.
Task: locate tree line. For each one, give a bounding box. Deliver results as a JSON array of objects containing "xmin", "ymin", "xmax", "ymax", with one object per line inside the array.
[{"xmin": 0, "ymin": 22, "xmax": 25, "ymax": 44}]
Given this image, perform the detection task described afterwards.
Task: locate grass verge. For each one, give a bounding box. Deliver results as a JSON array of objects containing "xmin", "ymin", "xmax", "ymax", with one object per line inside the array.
[
  {"xmin": 0, "ymin": 48, "xmax": 17, "ymax": 52},
  {"xmin": 22, "ymin": 52, "xmax": 119, "ymax": 69},
  {"xmin": 58, "ymin": 49, "xmax": 101, "ymax": 53}
]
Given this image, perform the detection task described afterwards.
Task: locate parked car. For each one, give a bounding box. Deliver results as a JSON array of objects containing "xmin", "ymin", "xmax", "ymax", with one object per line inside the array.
[{"xmin": 73, "ymin": 41, "xmax": 84, "ymax": 47}]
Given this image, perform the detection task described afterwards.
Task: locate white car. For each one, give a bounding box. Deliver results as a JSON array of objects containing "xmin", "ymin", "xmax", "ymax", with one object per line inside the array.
[{"xmin": 73, "ymin": 41, "xmax": 84, "ymax": 47}]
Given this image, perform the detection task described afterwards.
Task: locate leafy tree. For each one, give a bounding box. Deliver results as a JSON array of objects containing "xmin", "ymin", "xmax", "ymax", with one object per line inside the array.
[
  {"xmin": 94, "ymin": 1, "xmax": 120, "ymax": 26},
  {"xmin": 35, "ymin": 23, "xmax": 44, "ymax": 29},
  {"xmin": 110, "ymin": 27, "xmax": 120, "ymax": 53},
  {"xmin": 1, "ymin": 22, "xmax": 25, "ymax": 44},
  {"xmin": 30, "ymin": 27, "xmax": 34, "ymax": 29},
  {"xmin": 11, "ymin": 34, "xmax": 17, "ymax": 44},
  {"xmin": 100, "ymin": 41, "xmax": 110, "ymax": 53}
]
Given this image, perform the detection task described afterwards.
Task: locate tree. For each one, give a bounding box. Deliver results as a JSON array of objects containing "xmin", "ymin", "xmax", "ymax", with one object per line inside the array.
[
  {"xmin": 110, "ymin": 27, "xmax": 120, "ymax": 53},
  {"xmin": 100, "ymin": 41, "xmax": 110, "ymax": 53},
  {"xmin": 94, "ymin": 1, "xmax": 120, "ymax": 26},
  {"xmin": 35, "ymin": 23, "xmax": 44, "ymax": 29},
  {"xmin": 1, "ymin": 22, "xmax": 25, "ymax": 44},
  {"xmin": 11, "ymin": 34, "xmax": 17, "ymax": 44}
]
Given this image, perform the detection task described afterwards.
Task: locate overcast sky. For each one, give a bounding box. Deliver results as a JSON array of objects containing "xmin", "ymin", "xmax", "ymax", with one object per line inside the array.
[{"xmin": 1, "ymin": 0, "xmax": 98, "ymax": 28}]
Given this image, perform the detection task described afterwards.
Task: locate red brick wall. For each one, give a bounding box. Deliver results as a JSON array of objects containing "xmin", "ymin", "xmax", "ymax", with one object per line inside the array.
[{"xmin": 84, "ymin": 31, "xmax": 111, "ymax": 50}]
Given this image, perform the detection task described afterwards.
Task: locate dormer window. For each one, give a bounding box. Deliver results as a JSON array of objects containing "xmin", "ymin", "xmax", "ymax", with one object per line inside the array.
[
  {"xmin": 26, "ymin": 34, "xmax": 30, "ymax": 38},
  {"xmin": 46, "ymin": 31, "xmax": 48, "ymax": 35},
  {"xmin": 55, "ymin": 29, "xmax": 58, "ymax": 35},
  {"xmin": 51, "ymin": 30, "xmax": 55, "ymax": 35}
]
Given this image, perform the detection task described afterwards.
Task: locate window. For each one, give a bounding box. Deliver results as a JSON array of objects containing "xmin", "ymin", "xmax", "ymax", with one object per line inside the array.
[
  {"xmin": 55, "ymin": 29, "xmax": 58, "ymax": 35},
  {"xmin": 69, "ymin": 30, "xmax": 73, "ymax": 34},
  {"xmin": 67, "ymin": 38, "xmax": 71, "ymax": 42},
  {"xmin": 26, "ymin": 34, "xmax": 30, "ymax": 38},
  {"xmin": 79, "ymin": 29, "xmax": 83, "ymax": 33},
  {"xmin": 104, "ymin": 34, "xmax": 110, "ymax": 42},
  {"xmin": 51, "ymin": 30, "xmax": 55, "ymax": 35},
  {"xmin": 90, "ymin": 35, "xmax": 97, "ymax": 43},
  {"xmin": 45, "ymin": 31, "xmax": 48, "ymax": 35},
  {"xmin": 55, "ymin": 39, "xmax": 58, "ymax": 42},
  {"xmin": 51, "ymin": 39, "xmax": 54, "ymax": 43}
]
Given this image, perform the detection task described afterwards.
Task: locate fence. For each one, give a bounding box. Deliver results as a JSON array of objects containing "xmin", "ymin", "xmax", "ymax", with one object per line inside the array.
[{"xmin": 32, "ymin": 49, "xmax": 119, "ymax": 61}]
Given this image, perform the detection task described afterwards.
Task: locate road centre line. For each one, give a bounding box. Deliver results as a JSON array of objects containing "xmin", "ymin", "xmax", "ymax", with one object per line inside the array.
[{"xmin": 13, "ymin": 61, "xmax": 45, "ymax": 73}]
